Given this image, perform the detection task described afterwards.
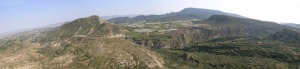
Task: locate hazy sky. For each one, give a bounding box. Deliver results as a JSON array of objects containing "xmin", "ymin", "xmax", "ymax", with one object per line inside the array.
[{"xmin": 1, "ymin": 0, "xmax": 300, "ymax": 34}]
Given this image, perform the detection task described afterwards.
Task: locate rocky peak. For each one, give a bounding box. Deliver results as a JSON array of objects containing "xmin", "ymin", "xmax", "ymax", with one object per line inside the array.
[
  {"xmin": 88, "ymin": 15, "xmax": 100, "ymax": 19},
  {"xmin": 180, "ymin": 8, "xmax": 216, "ymax": 12},
  {"xmin": 73, "ymin": 15, "xmax": 108, "ymax": 24},
  {"xmin": 49, "ymin": 15, "xmax": 127, "ymax": 39}
]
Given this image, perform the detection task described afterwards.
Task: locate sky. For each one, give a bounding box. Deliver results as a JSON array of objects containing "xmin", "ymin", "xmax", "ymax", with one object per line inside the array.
[{"xmin": 0, "ymin": 0, "xmax": 300, "ymax": 34}]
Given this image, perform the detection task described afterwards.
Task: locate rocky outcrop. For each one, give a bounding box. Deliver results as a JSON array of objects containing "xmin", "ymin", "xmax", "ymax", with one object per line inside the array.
[{"xmin": 132, "ymin": 39, "xmax": 168, "ymax": 49}]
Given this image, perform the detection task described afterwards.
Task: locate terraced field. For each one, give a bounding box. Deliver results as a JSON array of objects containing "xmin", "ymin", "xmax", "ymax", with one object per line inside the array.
[{"xmin": 154, "ymin": 36, "xmax": 300, "ymax": 69}]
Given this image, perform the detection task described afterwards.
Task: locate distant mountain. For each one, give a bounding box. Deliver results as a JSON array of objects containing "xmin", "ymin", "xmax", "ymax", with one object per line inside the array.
[
  {"xmin": 109, "ymin": 8, "xmax": 245, "ymax": 23},
  {"xmin": 0, "ymin": 22, "xmax": 63, "ymax": 40},
  {"xmin": 194, "ymin": 15, "xmax": 299, "ymax": 36},
  {"xmin": 101, "ymin": 15, "xmax": 138, "ymax": 20},
  {"xmin": 284, "ymin": 23, "xmax": 300, "ymax": 28}
]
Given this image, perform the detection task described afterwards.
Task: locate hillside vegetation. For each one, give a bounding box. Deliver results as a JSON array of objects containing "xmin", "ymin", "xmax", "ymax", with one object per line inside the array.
[{"xmin": 1, "ymin": 8, "xmax": 300, "ymax": 69}]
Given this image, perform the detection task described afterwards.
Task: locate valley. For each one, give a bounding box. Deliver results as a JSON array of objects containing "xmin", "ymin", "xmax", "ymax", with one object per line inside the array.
[{"xmin": 0, "ymin": 8, "xmax": 300, "ymax": 69}]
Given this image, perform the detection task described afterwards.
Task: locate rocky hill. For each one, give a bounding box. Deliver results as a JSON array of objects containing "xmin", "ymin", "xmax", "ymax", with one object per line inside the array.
[{"xmin": 0, "ymin": 15, "xmax": 165, "ymax": 69}]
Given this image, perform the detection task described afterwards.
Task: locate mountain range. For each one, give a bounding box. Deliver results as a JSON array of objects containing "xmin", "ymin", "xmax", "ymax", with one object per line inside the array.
[
  {"xmin": 284, "ymin": 23, "xmax": 300, "ymax": 29},
  {"xmin": 109, "ymin": 8, "xmax": 245, "ymax": 23},
  {"xmin": 0, "ymin": 8, "xmax": 300, "ymax": 69}
]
